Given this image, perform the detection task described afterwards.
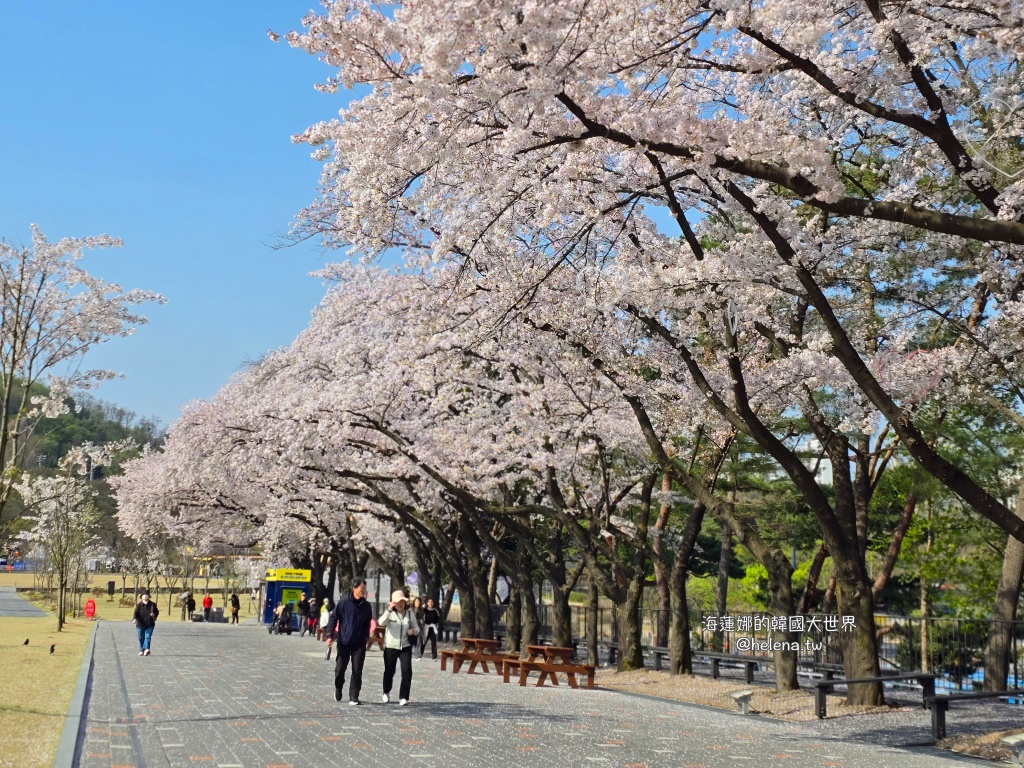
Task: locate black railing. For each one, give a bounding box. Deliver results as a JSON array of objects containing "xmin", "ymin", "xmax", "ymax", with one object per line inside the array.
[{"xmin": 441, "ymin": 603, "xmax": 1024, "ymax": 689}]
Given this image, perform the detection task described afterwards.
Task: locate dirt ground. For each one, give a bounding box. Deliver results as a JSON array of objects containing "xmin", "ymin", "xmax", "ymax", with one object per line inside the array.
[
  {"xmin": 595, "ymin": 668, "xmax": 897, "ymax": 721},
  {"xmin": 938, "ymin": 728, "xmax": 1024, "ymax": 763},
  {"xmin": 597, "ymin": 668, "xmax": 1023, "ymax": 761}
]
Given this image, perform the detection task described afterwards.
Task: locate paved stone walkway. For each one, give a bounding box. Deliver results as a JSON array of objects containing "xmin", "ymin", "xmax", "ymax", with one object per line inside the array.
[
  {"xmin": 77, "ymin": 621, "xmax": 978, "ymax": 768},
  {"xmin": 0, "ymin": 585, "xmax": 47, "ymax": 617}
]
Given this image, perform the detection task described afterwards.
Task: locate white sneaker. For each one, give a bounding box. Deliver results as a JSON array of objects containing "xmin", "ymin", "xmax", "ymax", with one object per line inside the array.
[
  {"xmin": 382, "ymin": 693, "xmax": 389, "ymax": 703},
  {"xmin": 139, "ymin": 651, "xmax": 144, "ymax": 656},
  {"xmin": 399, "ymin": 699, "xmax": 408, "ymax": 706},
  {"xmin": 349, "ymin": 700, "xmax": 360, "ymax": 706}
]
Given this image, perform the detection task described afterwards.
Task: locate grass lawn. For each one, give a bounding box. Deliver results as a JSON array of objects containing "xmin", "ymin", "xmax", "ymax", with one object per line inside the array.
[
  {"xmin": 0, "ymin": 589, "xmax": 262, "ymax": 768},
  {"xmin": 0, "ymin": 614, "xmax": 92, "ymax": 768},
  {"xmin": 0, "ymin": 571, "xmax": 233, "ymax": 592}
]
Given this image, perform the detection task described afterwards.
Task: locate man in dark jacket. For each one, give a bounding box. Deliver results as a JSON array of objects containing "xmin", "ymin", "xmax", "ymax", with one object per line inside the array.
[
  {"xmin": 296, "ymin": 593, "xmax": 311, "ymax": 637},
  {"xmin": 132, "ymin": 591, "xmax": 160, "ymax": 656},
  {"xmin": 326, "ymin": 579, "xmax": 373, "ymax": 705}
]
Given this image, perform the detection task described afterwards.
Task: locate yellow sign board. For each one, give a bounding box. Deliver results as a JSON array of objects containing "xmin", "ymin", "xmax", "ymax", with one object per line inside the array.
[{"xmin": 265, "ymin": 568, "xmax": 312, "ymax": 582}]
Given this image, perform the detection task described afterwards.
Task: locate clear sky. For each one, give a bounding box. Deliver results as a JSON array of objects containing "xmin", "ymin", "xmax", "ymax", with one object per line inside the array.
[{"xmin": 0, "ymin": 2, "xmax": 354, "ymax": 429}]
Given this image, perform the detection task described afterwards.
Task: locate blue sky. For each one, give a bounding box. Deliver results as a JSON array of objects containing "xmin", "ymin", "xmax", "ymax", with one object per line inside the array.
[{"xmin": 0, "ymin": 2, "xmax": 352, "ymax": 429}]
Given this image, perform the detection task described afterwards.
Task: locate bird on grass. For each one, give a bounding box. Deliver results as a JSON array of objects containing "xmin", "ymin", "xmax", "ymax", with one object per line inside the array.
[
  {"xmin": 49, "ymin": 645, "xmax": 55, "ymax": 655},
  {"xmin": 22, "ymin": 638, "xmax": 28, "ymax": 645}
]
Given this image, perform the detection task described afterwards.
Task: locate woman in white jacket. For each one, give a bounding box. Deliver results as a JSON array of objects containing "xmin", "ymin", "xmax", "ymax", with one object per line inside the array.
[{"xmin": 378, "ymin": 590, "xmax": 420, "ymax": 706}]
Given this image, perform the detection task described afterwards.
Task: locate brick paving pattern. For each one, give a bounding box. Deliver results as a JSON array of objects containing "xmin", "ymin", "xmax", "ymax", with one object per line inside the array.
[{"xmin": 78, "ymin": 621, "xmax": 977, "ymax": 767}]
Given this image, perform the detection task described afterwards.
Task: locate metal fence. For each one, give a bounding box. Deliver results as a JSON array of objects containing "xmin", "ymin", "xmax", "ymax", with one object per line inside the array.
[{"xmin": 442, "ymin": 603, "xmax": 1024, "ymax": 690}]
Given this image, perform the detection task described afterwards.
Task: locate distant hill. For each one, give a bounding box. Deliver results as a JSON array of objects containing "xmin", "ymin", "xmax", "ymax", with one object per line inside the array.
[{"xmin": 4, "ymin": 384, "xmax": 164, "ymax": 549}]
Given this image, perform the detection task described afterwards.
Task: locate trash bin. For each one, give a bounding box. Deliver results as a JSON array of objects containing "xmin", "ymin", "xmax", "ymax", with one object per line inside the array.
[
  {"xmin": 213, "ymin": 607, "xmax": 225, "ymax": 623},
  {"xmin": 107, "ymin": 581, "xmax": 115, "ymax": 598}
]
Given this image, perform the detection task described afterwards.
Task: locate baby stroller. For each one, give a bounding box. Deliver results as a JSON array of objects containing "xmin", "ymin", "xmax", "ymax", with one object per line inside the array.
[{"xmin": 269, "ymin": 605, "xmax": 294, "ymax": 635}]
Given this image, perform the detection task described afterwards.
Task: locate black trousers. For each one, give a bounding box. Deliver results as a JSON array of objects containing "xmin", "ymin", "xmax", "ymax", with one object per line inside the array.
[
  {"xmin": 383, "ymin": 646, "xmax": 413, "ymax": 700},
  {"xmin": 334, "ymin": 643, "xmax": 366, "ymax": 702},
  {"xmin": 419, "ymin": 625, "xmax": 438, "ymax": 659}
]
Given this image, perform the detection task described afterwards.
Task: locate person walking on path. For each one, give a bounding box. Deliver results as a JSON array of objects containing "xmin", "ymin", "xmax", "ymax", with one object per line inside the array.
[
  {"xmin": 186, "ymin": 594, "xmax": 196, "ymax": 621},
  {"xmin": 306, "ymin": 597, "xmax": 318, "ymax": 637},
  {"xmin": 132, "ymin": 591, "xmax": 159, "ymax": 656},
  {"xmin": 326, "ymin": 579, "xmax": 372, "ymax": 705},
  {"xmin": 318, "ymin": 598, "xmax": 333, "ymax": 642},
  {"xmin": 419, "ymin": 598, "xmax": 440, "ymax": 661},
  {"xmin": 379, "ymin": 590, "xmax": 419, "ymax": 706},
  {"xmin": 412, "ymin": 596, "xmax": 423, "ymax": 625},
  {"xmin": 297, "ymin": 592, "xmax": 311, "ymax": 637},
  {"xmin": 202, "ymin": 592, "xmax": 213, "ymax": 622},
  {"xmin": 229, "ymin": 593, "xmax": 240, "ymax": 624}
]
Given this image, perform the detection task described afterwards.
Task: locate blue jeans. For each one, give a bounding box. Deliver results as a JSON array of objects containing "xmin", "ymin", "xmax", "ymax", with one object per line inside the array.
[{"xmin": 136, "ymin": 625, "xmax": 154, "ymax": 652}]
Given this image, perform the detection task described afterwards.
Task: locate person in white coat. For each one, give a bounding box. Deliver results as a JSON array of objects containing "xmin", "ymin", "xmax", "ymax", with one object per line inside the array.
[{"xmin": 379, "ymin": 590, "xmax": 419, "ymax": 706}]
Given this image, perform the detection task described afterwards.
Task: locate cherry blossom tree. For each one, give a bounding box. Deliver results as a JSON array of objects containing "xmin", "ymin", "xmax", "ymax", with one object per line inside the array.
[
  {"xmin": 19, "ymin": 443, "xmax": 127, "ymax": 630},
  {"xmin": 0, "ymin": 226, "xmax": 163, "ymax": 538},
  {"xmin": 274, "ymin": 0, "xmax": 1024, "ymax": 704}
]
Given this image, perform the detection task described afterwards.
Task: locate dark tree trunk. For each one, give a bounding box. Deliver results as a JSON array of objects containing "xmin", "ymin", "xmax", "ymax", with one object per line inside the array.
[
  {"xmin": 587, "ymin": 578, "xmax": 599, "ymax": 665},
  {"xmin": 487, "ymin": 558, "xmax": 499, "ymax": 605},
  {"xmin": 459, "ymin": 517, "xmax": 494, "ymax": 639},
  {"xmin": 616, "ymin": 570, "xmax": 645, "ymax": 671},
  {"xmin": 57, "ymin": 574, "xmax": 67, "ymax": 632},
  {"xmin": 520, "ymin": 580, "xmax": 539, "ymax": 657},
  {"xmin": 765, "ymin": 554, "xmax": 799, "ymax": 691},
  {"xmin": 324, "ymin": 555, "xmax": 337, "ymax": 606},
  {"xmin": 714, "ymin": 522, "xmax": 732, "ymax": 651},
  {"xmin": 871, "ymin": 493, "xmax": 916, "ymax": 601},
  {"xmin": 670, "ymin": 502, "xmax": 706, "ymax": 675},
  {"xmin": 471, "ymin": 569, "xmax": 493, "ymax": 639},
  {"xmin": 823, "ymin": 575, "xmax": 837, "ymax": 614},
  {"xmin": 457, "ymin": 586, "xmax": 475, "ymax": 639},
  {"xmin": 984, "ymin": 480, "xmax": 1024, "ymax": 691},
  {"xmin": 653, "ymin": 471, "xmax": 672, "ymax": 647},
  {"xmin": 549, "ymin": 586, "xmax": 573, "ymax": 649},
  {"xmin": 439, "ymin": 580, "xmax": 456, "ymax": 622},
  {"xmin": 834, "ymin": 555, "xmax": 883, "ymax": 705},
  {"xmin": 507, "ymin": 582, "xmax": 522, "ymax": 652},
  {"xmin": 798, "ymin": 545, "xmax": 828, "ymax": 615}
]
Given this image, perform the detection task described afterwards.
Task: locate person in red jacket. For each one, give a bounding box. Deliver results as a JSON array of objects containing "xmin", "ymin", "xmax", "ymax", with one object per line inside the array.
[{"xmin": 202, "ymin": 593, "xmax": 213, "ymax": 622}]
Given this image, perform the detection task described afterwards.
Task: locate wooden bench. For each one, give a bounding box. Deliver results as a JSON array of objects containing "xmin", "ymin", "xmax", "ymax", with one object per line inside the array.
[
  {"xmin": 925, "ymin": 690, "xmax": 1021, "ymax": 739},
  {"xmin": 650, "ymin": 646, "xmax": 670, "ymax": 671},
  {"xmin": 798, "ymin": 661, "xmax": 845, "ymax": 680},
  {"xmin": 815, "ymin": 673, "xmax": 937, "ymax": 719},
  {"xmin": 440, "ymin": 622, "xmax": 460, "ymax": 643},
  {"xmin": 695, "ymin": 652, "xmax": 770, "ymax": 684},
  {"xmin": 518, "ymin": 645, "xmax": 596, "ymax": 689}
]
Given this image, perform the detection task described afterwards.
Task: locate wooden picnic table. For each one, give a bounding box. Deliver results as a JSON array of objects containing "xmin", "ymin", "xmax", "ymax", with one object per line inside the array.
[
  {"xmin": 365, "ymin": 626, "xmax": 385, "ymax": 652},
  {"xmin": 441, "ymin": 637, "xmax": 511, "ymax": 674},
  {"xmin": 513, "ymin": 645, "xmax": 595, "ymax": 689}
]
